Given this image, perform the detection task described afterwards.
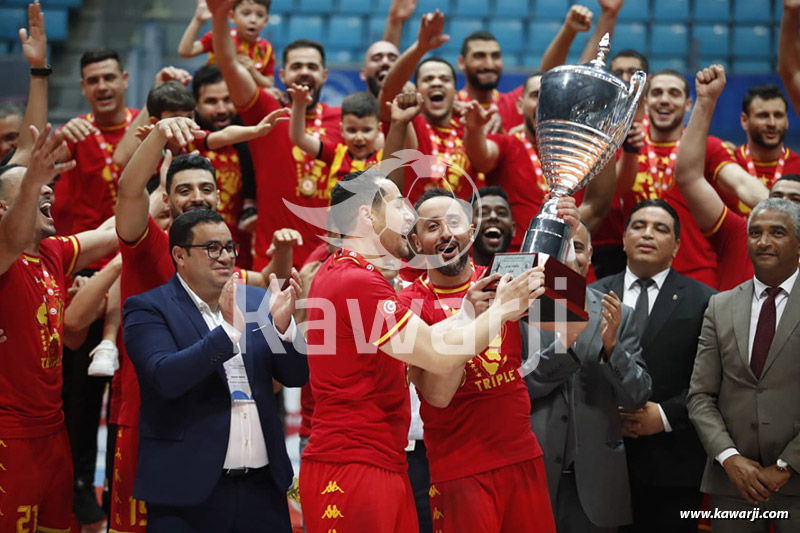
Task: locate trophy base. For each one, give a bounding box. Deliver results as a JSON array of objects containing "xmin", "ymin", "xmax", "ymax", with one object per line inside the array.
[{"xmin": 486, "ymin": 252, "xmax": 588, "ymax": 323}]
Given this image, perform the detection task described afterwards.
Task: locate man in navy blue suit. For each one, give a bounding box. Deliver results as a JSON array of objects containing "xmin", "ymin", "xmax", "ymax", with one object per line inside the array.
[{"xmin": 123, "ymin": 209, "xmax": 307, "ymax": 532}]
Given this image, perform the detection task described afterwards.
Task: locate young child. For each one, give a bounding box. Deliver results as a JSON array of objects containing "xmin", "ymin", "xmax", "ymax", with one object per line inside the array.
[
  {"xmin": 288, "ymin": 85, "xmax": 383, "ymax": 200},
  {"xmin": 178, "ymin": 0, "xmax": 275, "ymax": 89}
]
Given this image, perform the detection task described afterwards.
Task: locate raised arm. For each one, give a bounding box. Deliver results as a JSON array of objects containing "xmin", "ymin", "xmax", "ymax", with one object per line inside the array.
[
  {"xmin": 674, "ymin": 65, "xmax": 727, "ymax": 232},
  {"xmin": 205, "ymin": 107, "xmax": 288, "ymax": 150},
  {"xmin": 246, "ymin": 228, "xmax": 303, "ymax": 288},
  {"xmin": 578, "ymin": 0, "xmax": 623, "ymax": 64},
  {"xmin": 383, "ymin": 91, "xmax": 422, "ymax": 189},
  {"xmin": 779, "ymin": 0, "xmax": 800, "ymax": 116},
  {"xmin": 0, "ymin": 126, "xmax": 74, "ymax": 275},
  {"xmin": 115, "ymin": 117, "xmax": 205, "ymax": 243},
  {"xmin": 178, "ymin": 0, "xmax": 212, "ymax": 58},
  {"xmin": 10, "ymin": 1, "xmax": 49, "ymax": 167},
  {"xmin": 383, "ymin": 0, "xmax": 417, "ymax": 47},
  {"xmin": 462, "ymin": 101, "xmax": 501, "ymax": 173},
  {"xmin": 539, "ymin": 4, "xmax": 593, "ymax": 71},
  {"xmin": 285, "ymin": 84, "xmax": 322, "ymax": 156},
  {"xmin": 578, "ymin": 158, "xmax": 616, "ymax": 233},
  {"xmin": 73, "ymin": 217, "xmax": 120, "ymax": 272},
  {"xmin": 64, "ymin": 254, "xmax": 122, "ymax": 335},
  {"xmin": 378, "ymin": 10, "xmax": 449, "ymax": 123},
  {"xmin": 207, "ymin": 0, "xmax": 258, "ymax": 107}
]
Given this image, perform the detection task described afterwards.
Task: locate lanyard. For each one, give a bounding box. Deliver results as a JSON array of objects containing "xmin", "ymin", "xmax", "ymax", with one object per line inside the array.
[{"xmin": 743, "ymin": 145, "xmax": 787, "ymax": 181}]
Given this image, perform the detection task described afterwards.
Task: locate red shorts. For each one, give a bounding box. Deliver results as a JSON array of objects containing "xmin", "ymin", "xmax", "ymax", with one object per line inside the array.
[
  {"xmin": 300, "ymin": 460, "xmax": 418, "ymax": 533},
  {"xmin": 429, "ymin": 457, "xmax": 555, "ymax": 533},
  {"xmin": 0, "ymin": 427, "xmax": 72, "ymax": 533},
  {"xmin": 109, "ymin": 425, "xmax": 147, "ymax": 533}
]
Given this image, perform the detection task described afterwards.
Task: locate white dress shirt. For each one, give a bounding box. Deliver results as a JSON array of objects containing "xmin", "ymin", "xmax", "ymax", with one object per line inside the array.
[
  {"xmin": 177, "ymin": 274, "xmax": 298, "ymax": 470},
  {"xmin": 623, "ymin": 266, "xmax": 673, "ymax": 432},
  {"xmin": 716, "ymin": 268, "xmax": 798, "ymax": 466}
]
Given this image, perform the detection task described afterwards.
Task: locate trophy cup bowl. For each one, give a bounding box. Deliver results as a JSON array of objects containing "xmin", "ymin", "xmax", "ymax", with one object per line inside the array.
[{"xmin": 488, "ymin": 34, "xmax": 646, "ymax": 323}]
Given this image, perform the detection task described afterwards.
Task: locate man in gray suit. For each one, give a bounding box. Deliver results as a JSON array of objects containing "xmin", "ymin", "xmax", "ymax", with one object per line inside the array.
[
  {"xmin": 688, "ymin": 198, "xmax": 800, "ymax": 532},
  {"xmin": 526, "ymin": 221, "xmax": 653, "ymax": 532}
]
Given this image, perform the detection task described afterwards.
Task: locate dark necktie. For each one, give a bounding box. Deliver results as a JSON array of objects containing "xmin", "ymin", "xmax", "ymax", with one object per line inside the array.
[
  {"xmin": 750, "ymin": 287, "xmax": 782, "ymax": 379},
  {"xmin": 633, "ymin": 278, "xmax": 655, "ymax": 335}
]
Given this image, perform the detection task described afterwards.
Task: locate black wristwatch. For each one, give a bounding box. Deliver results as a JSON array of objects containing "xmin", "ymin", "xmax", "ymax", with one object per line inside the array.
[{"xmin": 30, "ymin": 65, "xmax": 52, "ymax": 77}]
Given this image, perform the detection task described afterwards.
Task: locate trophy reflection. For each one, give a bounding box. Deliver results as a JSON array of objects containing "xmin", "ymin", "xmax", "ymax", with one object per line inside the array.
[{"xmin": 488, "ymin": 34, "xmax": 646, "ymax": 322}]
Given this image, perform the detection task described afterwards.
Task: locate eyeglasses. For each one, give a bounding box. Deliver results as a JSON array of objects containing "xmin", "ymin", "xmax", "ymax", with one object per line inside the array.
[{"xmin": 181, "ymin": 241, "xmax": 240, "ymax": 259}]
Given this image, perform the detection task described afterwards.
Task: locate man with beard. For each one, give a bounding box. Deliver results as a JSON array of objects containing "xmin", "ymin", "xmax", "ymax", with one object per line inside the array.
[
  {"xmin": 207, "ymin": 0, "xmax": 342, "ymax": 269},
  {"xmin": 0, "ymin": 103, "xmax": 23, "ymax": 161},
  {"xmin": 396, "ymin": 188, "xmax": 584, "ymax": 532},
  {"xmin": 470, "ymin": 186, "xmax": 515, "ymax": 266},
  {"xmin": 379, "ymin": 11, "xmax": 480, "ymax": 204},
  {"xmin": 111, "ymin": 115, "xmax": 295, "ymax": 532},
  {"xmin": 361, "ymin": 40, "xmax": 400, "ymax": 97},
  {"xmin": 618, "ymin": 69, "xmax": 767, "ymax": 288}
]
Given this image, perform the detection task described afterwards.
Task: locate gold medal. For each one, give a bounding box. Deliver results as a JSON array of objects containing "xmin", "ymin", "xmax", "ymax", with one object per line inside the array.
[{"xmin": 299, "ymin": 175, "xmax": 317, "ymax": 197}]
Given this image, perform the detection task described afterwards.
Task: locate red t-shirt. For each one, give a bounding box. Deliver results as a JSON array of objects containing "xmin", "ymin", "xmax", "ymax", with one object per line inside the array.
[
  {"xmin": 237, "ymin": 90, "xmax": 342, "ymax": 269},
  {"xmin": 318, "ymin": 141, "xmax": 383, "ymax": 195},
  {"xmin": 486, "ymin": 132, "xmax": 547, "ymax": 252},
  {"xmin": 456, "ymin": 86, "xmax": 524, "ymax": 132},
  {"xmin": 187, "ymin": 135, "xmax": 252, "ymax": 268},
  {"xmin": 200, "ymin": 30, "xmax": 275, "ymax": 77},
  {"xmin": 397, "ymin": 265, "xmax": 542, "ymax": 483},
  {"xmin": 622, "ymin": 135, "xmax": 733, "ymax": 288},
  {"xmin": 0, "ymin": 236, "xmax": 80, "ymax": 438},
  {"xmin": 705, "ymin": 206, "xmax": 753, "ymax": 291},
  {"xmin": 53, "ymin": 109, "xmax": 138, "ymax": 239},
  {"xmin": 303, "ymin": 250, "xmax": 413, "ymax": 472}
]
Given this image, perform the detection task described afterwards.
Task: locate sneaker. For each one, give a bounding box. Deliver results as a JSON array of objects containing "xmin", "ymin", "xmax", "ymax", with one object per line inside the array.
[{"xmin": 87, "ymin": 340, "xmax": 119, "ymax": 377}]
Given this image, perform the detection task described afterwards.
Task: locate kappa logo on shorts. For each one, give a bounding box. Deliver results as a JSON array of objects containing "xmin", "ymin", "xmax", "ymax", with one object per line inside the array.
[
  {"xmin": 429, "ymin": 485, "xmax": 440, "ymax": 498},
  {"xmin": 321, "ymin": 481, "xmax": 345, "ymax": 494},
  {"xmin": 321, "ymin": 504, "xmax": 344, "ymax": 519},
  {"xmin": 433, "ymin": 507, "xmax": 444, "ymax": 519}
]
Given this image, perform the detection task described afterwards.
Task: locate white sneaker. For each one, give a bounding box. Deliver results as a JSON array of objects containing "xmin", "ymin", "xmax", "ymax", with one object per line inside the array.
[{"xmin": 88, "ymin": 340, "xmax": 119, "ymax": 377}]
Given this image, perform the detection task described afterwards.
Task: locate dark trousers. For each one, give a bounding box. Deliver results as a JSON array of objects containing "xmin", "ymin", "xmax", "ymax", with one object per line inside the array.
[
  {"xmin": 620, "ymin": 477, "xmax": 703, "ymax": 533},
  {"xmin": 407, "ymin": 440, "xmax": 433, "ymax": 533},
  {"xmin": 147, "ymin": 466, "xmax": 291, "ymax": 533}
]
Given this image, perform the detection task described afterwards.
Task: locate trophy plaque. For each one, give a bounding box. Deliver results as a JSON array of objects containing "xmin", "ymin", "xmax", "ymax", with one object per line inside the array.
[{"xmin": 488, "ymin": 34, "xmax": 646, "ymax": 322}]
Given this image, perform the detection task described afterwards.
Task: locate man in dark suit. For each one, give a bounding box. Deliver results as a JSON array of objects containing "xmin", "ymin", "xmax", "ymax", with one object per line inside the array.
[
  {"xmin": 688, "ymin": 198, "xmax": 800, "ymax": 532},
  {"xmin": 592, "ymin": 199, "xmax": 716, "ymax": 533},
  {"xmin": 527, "ymin": 220, "xmax": 652, "ymax": 533},
  {"xmin": 122, "ymin": 209, "xmax": 307, "ymax": 532}
]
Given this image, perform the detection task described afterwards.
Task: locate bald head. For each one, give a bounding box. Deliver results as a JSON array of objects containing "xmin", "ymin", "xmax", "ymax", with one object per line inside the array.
[{"xmin": 361, "ymin": 41, "xmax": 400, "ymax": 96}]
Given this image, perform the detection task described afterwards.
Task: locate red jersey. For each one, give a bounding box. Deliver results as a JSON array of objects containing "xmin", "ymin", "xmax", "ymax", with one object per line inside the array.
[
  {"xmin": 187, "ymin": 134, "xmax": 252, "ymax": 268},
  {"xmin": 624, "ymin": 135, "xmax": 734, "ymax": 288},
  {"xmin": 456, "ymin": 85, "xmax": 524, "ymax": 131},
  {"xmin": 486, "ymin": 132, "xmax": 547, "ymax": 252},
  {"xmin": 398, "ymin": 266, "xmax": 542, "ymax": 483},
  {"xmin": 200, "ymin": 30, "xmax": 275, "ymax": 77},
  {"xmin": 405, "ymin": 114, "xmax": 483, "ymax": 205},
  {"xmin": 303, "ymin": 250, "xmax": 414, "ymax": 472},
  {"xmin": 0, "ymin": 236, "xmax": 80, "ymax": 438},
  {"xmin": 705, "ymin": 206, "xmax": 753, "ymax": 291},
  {"xmin": 237, "ymin": 90, "xmax": 342, "ymax": 269},
  {"xmin": 53, "ymin": 109, "xmax": 138, "ymax": 239},
  {"xmin": 318, "ymin": 141, "xmax": 383, "ymax": 197}
]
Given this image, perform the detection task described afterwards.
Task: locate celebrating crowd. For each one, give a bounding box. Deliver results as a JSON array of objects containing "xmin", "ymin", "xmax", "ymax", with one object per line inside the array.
[{"xmin": 2, "ymin": 0, "xmax": 800, "ymax": 532}]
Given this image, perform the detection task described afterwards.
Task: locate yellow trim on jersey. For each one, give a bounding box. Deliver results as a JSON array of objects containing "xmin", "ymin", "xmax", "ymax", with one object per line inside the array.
[
  {"xmin": 704, "ymin": 205, "xmax": 728, "ymax": 237},
  {"xmin": 125, "ymin": 225, "xmax": 151, "ymax": 249},
  {"xmin": 37, "ymin": 526, "xmax": 71, "ymax": 533},
  {"xmin": 21, "ymin": 253, "xmax": 40, "ymax": 263},
  {"xmin": 374, "ymin": 309, "xmax": 413, "ymax": 347},
  {"xmin": 711, "ymin": 160, "xmax": 732, "ymax": 182},
  {"xmin": 238, "ymin": 89, "xmax": 262, "ymax": 113},
  {"xmin": 335, "ymin": 256, "xmax": 361, "ymax": 266},
  {"xmin": 64, "ymin": 235, "xmax": 80, "ymax": 277}
]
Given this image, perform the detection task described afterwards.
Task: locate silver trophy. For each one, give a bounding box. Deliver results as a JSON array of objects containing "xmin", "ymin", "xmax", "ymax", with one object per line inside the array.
[{"xmin": 489, "ymin": 34, "xmax": 646, "ymax": 321}]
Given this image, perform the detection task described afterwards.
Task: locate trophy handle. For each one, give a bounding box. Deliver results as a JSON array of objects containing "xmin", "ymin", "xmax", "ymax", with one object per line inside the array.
[{"xmin": 624, "ymin": 71, "xmax": 647, "ymax": 126}]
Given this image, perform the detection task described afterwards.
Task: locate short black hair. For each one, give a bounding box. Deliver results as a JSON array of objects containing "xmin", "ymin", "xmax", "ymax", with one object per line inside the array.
[
  {"xmin": 414, "ymin": 187, "xmax": 471, "ymax": 225},
  {"xmin": 233, "ymin": 0, "xmax": 271, "ymax": 9},
  {"xmin": 329, "ymin": 168, "xmax": 387, "ymax": 234},
  {"xmin": 341, "ymin": 91, "xmax": 380, "ymax": 119},
  {"xmin": 522, "ymin": 72, "xmax": 543, "ymax": 93},
  {"xmin": 775, "ymin": 174, "xmax": 800, "ymax": 186},
  {"xmin": 460, "ymin": 31, "xmax": 498, "ymax": 57},
  {"xmin": 624, "ymin": 198, "xmax": 681, "ymax": 239},
  {"xmin": 414, "ymin": 57, "xmax": 457, "ymax": 86},
  {"xmin": 471, "ymin": 185, "xmax": 510, "ymax": 207},
  {"xmin": 169, "ymin": 209, "xmax": 225, "ymax": 257},
  {"xmin": 611, "ymin": 49, "xmax": 649, "ymax": 74},
  {"xmin": 147, "ymin": 81, "xmax": 196, "ymax": 120},
  {"xmin": 165, "ymin": 154, "xmax": 217, "ymax": 193},
  {"xmin": 0, "ymin": 163, "xmax": 23, "ymax": 200},
  {"xmin": 283, "ymin": 39, "xmax": 326, "ymax": 69},
  {"xmin": 192, "ymin": 65, "xmax": 225, "ymax": 101},
  {"xmin": 648, "ymin": 69, "xmax": 690, "ymax": 98},
  {"xmin": 0, "ymin": 102, "xmax": 23, "ymax": 120},
  {"xmin": 80, "ymin": 48, "xmax": 123, "ymax": 75},
  {"xmin": 742, "ymin": 84, "xmax": 788, "ymax": 115}
]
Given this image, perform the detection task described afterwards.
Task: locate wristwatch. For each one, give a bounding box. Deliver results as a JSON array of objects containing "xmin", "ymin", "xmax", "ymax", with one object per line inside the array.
[
  {"xmin": 30, "ymin": 65, "xmax": 52, "ymax": 77},
  {"xmin": 776, "ymin": 458, "xmax": 790, "ymax": 472}
]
